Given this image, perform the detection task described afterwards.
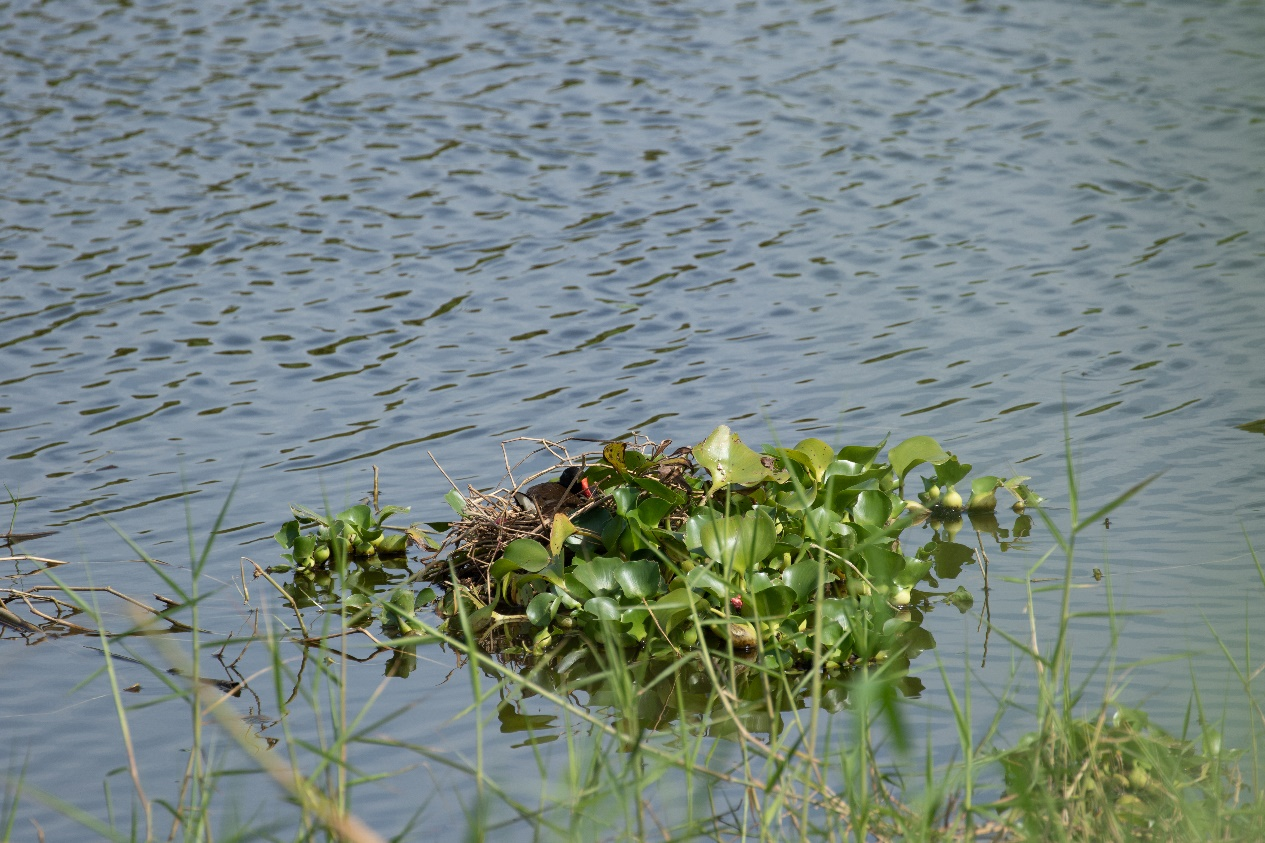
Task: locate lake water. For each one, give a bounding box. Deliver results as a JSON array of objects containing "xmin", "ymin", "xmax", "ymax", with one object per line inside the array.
[{"xmin": 3, "ymin": 0, "xmax": 1263, "ymax": 838}]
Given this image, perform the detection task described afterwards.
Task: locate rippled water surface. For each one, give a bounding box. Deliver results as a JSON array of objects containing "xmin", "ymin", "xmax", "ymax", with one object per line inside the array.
[{"xmin": 3, "ymin": 0, "xmax": 1263, "ymax": 837}]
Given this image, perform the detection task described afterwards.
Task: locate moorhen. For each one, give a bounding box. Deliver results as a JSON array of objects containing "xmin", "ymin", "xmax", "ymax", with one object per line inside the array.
[{"xmin": 514, "ymin": 466, "xmax": 592, "ymax": 515}]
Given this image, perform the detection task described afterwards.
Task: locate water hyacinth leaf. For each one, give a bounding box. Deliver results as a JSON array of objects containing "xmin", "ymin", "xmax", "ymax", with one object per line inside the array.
[
  {"xmin": 694, "ymin": 424, "xmax": 777, "ymax": 494},
  {"xmin": 603, "ymin": 441, "xmax": 629, "ymax": 474},
  {"xmin": 549, "ymin": 512, "xmax": 577, "ymax": 557},
  {"xmin": 571, "ymin": 557, "xmax": 621, "ymax": 596},
  {"xmin": 647, "ymin": 589, "xmax": 698, "ymax": 632},
  {"xmin": 895, "ymin": 558, "xmax": 933, "ymax": 587},
  {"xmin": 733, "ymin": 509, "xmax": 776, "ymax": 573},
  {"xmin": 933, "ymin": 456, "xmax": 972, "ymax": 488},
  {"xmin": 611, "ymin": 485, "xmax": 639, "ymax": 516},
  {"xmin": 803, "ymin": 506, "xmax": 837, "ymax": 543},
  {"xmin": 685, "ymin": 565, "xmax": 730, "ymax": 601},
  {"xmin": 622, "ymin": 607, "xmax": 650, "ymax": 641},
  {"xmin": 502, "ymin": 538, "xmax": 551, "ymax": 572},
  {"xmin": 792, "ymin": 438, "xmax": 836, "ymax": 483},
  {"xmin": 600, "ymin": 515, "xmax": 625, "ymax": 552},
  {"xmin": 945, "ymin": 585, "xmax": 974, "ymax": 612},
  {"xmin": 616, "ymin": 559, "xmax": 661, "ymax": 599},
  {"xmin": 861, "ymin": 545, "xmax": 906, "ymax": 582},
  {"xmin": 526, "ymin": 592, "xmax": 558, "ymax": 627},
  {"xmin": 444, "ymin": 489, "xmax": 467, "ymax": 515},
  {"xmin": 292, "ymin": 534, "xmax": 316, "ymax": 561},
  {"xmin": 338, "ymin": 505, "xmax": 373, "ymax": 531},
  {"xmin": 376, "ymin": 504, "xmax": 410, "ymax": 523},
  {"xmin": 633, "ymin": 496, "xmax": 675, "ymax": 529},
  {"xmin": 630, "ymin": 475, "xmax": 684, "ymax": 507},
  {"xmin": 839, "ymin": 442, "xmax": 884, "ymax": 466},
  {"xmin": 889, "ymin": 436, "xmax": 949, "ymax": 484},
  {"xmin": 684, "ymin": 508, "xmax": 731, "ymax": 560},
  {"xmin": 275, "ymin": 520, "xmax": 301, "ymax": 548},
  {"xmin": 752, "ymin": 585, "xmax": 797, "ymax": 618},
  {"xmin": 382, "ymin": 532, "xmax": 411, "ymax": 553},
  {"xmin": 584, "ymin": 596, "xmax": 621, "ymax": 621},
  {"xmin": 853, "ymin": 489, "xmax": 893, "ymax": 526},
  {"xmin": 748, "ymin": 571, "xmax": 777, "ymax": 594},
  {"xmin": 782, "ymin": 559, "xmax": 826, "ymax": 601}
]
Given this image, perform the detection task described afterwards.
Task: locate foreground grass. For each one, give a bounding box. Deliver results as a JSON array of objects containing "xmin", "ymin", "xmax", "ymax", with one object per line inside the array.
[{"xmin": 5, "ymin": 452, "xmax": 1264, "ymax": 842}]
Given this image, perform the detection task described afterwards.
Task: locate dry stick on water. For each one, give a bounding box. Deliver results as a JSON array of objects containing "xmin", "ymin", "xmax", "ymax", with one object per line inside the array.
[{"xmin": 245, "ymin": 558, "xmax": 310, "ymax": 639}]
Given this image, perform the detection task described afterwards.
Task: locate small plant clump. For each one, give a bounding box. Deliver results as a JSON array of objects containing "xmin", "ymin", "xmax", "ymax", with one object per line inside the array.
[
  {"xmin": 415, "ymin": 425, "xmax": 1039, "ymax": 672},
  {"xmin": 273, "ymin": 503, "xmax": 421, "ymax": 575}
]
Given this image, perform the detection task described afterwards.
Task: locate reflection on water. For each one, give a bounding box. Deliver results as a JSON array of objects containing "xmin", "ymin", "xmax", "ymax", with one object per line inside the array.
[{"xmin": 2, "ymin": 0, "xmax": 1263, "ymax": 838}]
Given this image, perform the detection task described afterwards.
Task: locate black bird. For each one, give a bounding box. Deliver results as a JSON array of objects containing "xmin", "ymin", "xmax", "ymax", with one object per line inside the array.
[{"xmin": 514, "ymin": 466, "xmax": 591, "ymax": 515}]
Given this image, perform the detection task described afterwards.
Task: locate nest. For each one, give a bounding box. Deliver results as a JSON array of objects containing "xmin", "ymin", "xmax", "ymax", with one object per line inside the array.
[{"xmin": 420, "ymin": 435, "xmax": 696, "ymax": 603}]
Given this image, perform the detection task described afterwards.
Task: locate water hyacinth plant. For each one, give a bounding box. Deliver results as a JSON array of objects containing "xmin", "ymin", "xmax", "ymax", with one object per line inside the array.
[{"xmin": 420, "ymin": 425, "xmax": 1039, "ymax": 673}]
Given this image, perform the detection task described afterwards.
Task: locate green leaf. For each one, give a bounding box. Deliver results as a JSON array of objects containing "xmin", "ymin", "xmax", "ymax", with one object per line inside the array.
[
  {"xmin": 584, "ymin": 596, "xmax": 621, "ymax": 621},
  {"xmin": 945, "ymin": 585, "xmax": 974, "ymax": 612},
  {"xmin": 549, "ymin": 512, "xmax": 577, "ymax": 557},
  {"xmin": 376, "ymin": 532, "xmax": 408, "ymax": 554},
  {"xmin": 375, "ymin": 504, "xmax": 411, "ymax": 524},
  {"xmin": 616, "ymin": 559, "xmax": 661, "ymax": 599},
  {"xmin": 337, "ymin": 504, "xmax": 373, "ymax": 532},
  {"xmin": 571, "ymin": 557, "xmax": 622, "ymax": 596},
  {"xmin": 502, "ymin": 538, "xmax": 551, "ymax": 571},
  {"xmin": 933, "ymin": 456, "xmax": 972, "ymax": 488},
  {"xmin": 694, "ymin": 424, "xmax": 778, "ymax": 494},
  {"xmin": 274, "ymin": 520, "xmax": 301, "ymax": 549},
  {"xmin": 782, "ymin": 559, "xmax": 826, "ymax": 601},
  {"xmin": 633, "ymin": 496, "xmax": 676, "ymax": 529},
  {"xmin": 791, "ymin": 438, "xmax": 836, "ymax": 483},
  {"xmin": 853, "ymin": 489, "xmax": 893, "ymax": 526},
  {"xmin": 752, "ymin": 585, "xmax": 796, "ymax": 618},
  {"xmin": 889, "ymin": 436, "xmax": 949, "ymax": 483},
  {"xmin": 444, "ymin": 489, "xmax": 467, "ymax": 515},
  {"xmin": 647, "ymin": 589, "xmax": 699, "ymax": 633},
  {"xmin": 526, "ymin": 592, "xmax": 558, "ymax": 627},
  {"xmin": 685, "ymin": 565, "xmax": 730, "ymax": 601}
]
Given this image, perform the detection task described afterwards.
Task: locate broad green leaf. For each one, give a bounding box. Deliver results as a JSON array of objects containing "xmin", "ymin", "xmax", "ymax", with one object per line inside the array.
[
  {"xmin": 502, "ymin": 538, "xmax": 550, "ymax": 572},
  {"xmin": 860, "ymin": 545, "xmax": 906, "ymax": 583},
  {"xmin": 933, "ymin": 456, "xmax": 972, "ymax": 488},
  {"xmin": 792, "ymin": 438, "xmax": 836, "ymax": 483},
  {"xmin": 616, "ymin": 559, "xmax": 662, "ymax": 599},
  {"xmin": 548, "ymin": 512, "xmax": 577, "ymax": 557},
  {"xmin": 732, "ymin": 509, "xmax": 776, "ymax": 574},
  {"xmin": 274, "ymin": 520, "xmax": 301, "ymax": 548},
  {"xmin": 752, "ymin": 585, "xmax": 796, "ymax": 618},
  {"xmin": 647, "ymin": 589, "xmax": 698, "ymax": 633},
  {"xmin": 376, "ymin": 504, "xmax": 411, "ymax": 524},
  {"xmin": 803, "ymin": 506, "xmax": 837, "ymax": 543},
  {"xmin": 630, "ymin": 475, "xmax": 684, "ymax": 507},
  {"xmin": 584, "ymin": 596, "xmax": 621, "ymax": 621},
  {"xmin": 571, "ymin": 557, "xmax": 622, "ymax": 596},
  {"xmin": 889, "ymin": 436, "xmax": 949, "ymax": 484},
  {"xmin": 782, "ymin": 559, "xmax": 827, "ymax": 601},
  {"xmin": 685, "ymin": 565, "xmax": 730, "ymax": 601},
  {"xmin": 853, "ymin": 489, "xmax": 893, "ymax": 526},
  {"xmin": 526, "ymin": 592, "xmax": 557, "ymax": 627},
  {"xmin": 337, "ymin": 505, "xmax": 373, "ymax": 531},
  {"xmin": 694, "ymin": 424, "xmax": 777, "ymax": 494},
  {"xmin": 633, "ymin": 496, "xmax": 675, "ymax": 529},
  {"xmin": 444, "ymin": 489, "xmax": 467, "ymax": 515}
]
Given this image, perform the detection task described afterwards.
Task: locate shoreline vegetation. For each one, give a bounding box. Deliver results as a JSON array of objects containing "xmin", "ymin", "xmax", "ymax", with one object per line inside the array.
[{"xmin": 2, "ymin": 429, "xmax": 1262, "ymax": 841}]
